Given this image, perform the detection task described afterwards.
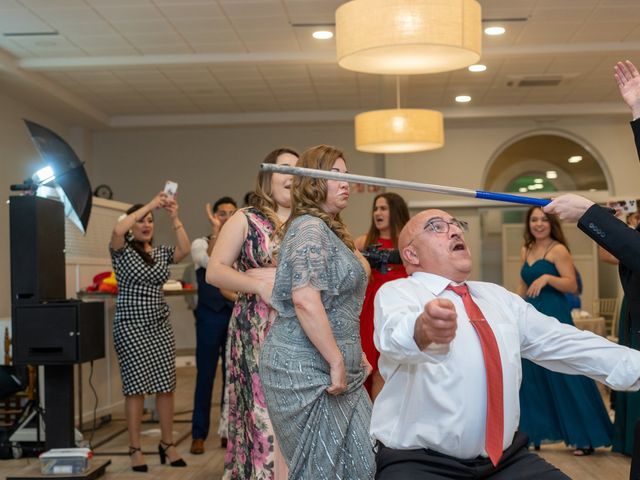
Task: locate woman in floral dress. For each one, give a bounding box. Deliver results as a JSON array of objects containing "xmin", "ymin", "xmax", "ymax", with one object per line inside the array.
[{"xmin": 207, "ymin": 148, "xmax": 298, "ymax": 479}]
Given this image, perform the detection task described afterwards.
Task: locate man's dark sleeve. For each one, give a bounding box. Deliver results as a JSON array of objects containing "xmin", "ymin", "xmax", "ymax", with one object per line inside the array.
[
  {"xmin": 632, "ymin": 118, "xmax": 640, "ymax": 161},
  {"xmin": 578, "ymin": 204, "xmax": 640, "ymax": 272}
]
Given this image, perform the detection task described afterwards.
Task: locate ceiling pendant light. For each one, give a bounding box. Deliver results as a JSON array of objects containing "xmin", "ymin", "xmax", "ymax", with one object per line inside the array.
[
  {"xmin": 355, "ymin": 77, "xmax": 444, "ymax": 153},
  {"xmin": 336, "ymin": 0, "xmax": 482, "ymax": 75}
]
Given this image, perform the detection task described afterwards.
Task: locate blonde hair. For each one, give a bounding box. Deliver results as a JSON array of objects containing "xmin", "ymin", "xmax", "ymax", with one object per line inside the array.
[
  {"xmin": 281, "ymin": 145, "xmax": 355, "ymax": 250},
  {"xmin": 249, "ymin": 147, "xmax": 299, "ymax": 232}
]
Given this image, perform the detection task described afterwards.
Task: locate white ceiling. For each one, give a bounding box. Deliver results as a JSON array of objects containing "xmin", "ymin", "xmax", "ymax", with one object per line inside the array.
[{"xmin": 1, "ymin": 0, "xmax": 639, "ymax": 128}]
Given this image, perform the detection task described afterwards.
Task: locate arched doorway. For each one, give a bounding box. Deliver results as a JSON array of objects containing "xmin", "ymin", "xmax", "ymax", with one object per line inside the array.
[
  {"xmin": 484, "ymin": 130, "xmax": 610, "ymax": 194},
  {"xmin": 479, "ymin": 131, "xmax": 611, "ymax": 311}
]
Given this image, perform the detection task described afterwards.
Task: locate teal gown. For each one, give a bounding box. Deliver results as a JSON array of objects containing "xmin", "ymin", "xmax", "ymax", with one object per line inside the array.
[{"xmin": 519, "ymin": 259, "xmax": 613, "ymax": 448}]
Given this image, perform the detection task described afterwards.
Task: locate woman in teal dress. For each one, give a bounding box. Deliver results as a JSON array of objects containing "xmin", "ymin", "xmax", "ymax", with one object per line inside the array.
[
  {"xmin": 260, "ymin": 145, "xmax": 375, "ymax": 479},
  {"xmin": 518, "ymin": 206, "xmax": 613, "ymax": 455}
]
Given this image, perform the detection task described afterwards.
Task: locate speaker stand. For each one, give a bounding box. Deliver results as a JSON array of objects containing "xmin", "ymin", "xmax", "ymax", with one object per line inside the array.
[{"xmin": 43, "ymin": 365, "xmax": 75, "ymax": 449}]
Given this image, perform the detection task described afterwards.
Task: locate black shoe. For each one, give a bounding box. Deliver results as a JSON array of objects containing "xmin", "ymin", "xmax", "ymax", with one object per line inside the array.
[
  {"xmin": 158, "ymin": 441, "xmax": 187, "ymax": 467},
  {"xmin": 574, "ymin": 447, "xmax": 595, "ymax": 456},
  {"xmin": 128, "ymin": 446, "xmax": 148, "ymax": 472}
]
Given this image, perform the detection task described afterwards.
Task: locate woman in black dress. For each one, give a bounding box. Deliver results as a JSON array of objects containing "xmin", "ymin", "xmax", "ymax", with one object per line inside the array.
[{"xmin": 110, "ymin": 191, "xmax": 190, "ymax": 472}]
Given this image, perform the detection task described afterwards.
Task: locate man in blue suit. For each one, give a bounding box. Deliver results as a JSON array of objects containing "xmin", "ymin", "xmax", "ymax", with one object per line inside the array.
[{"xmin": 190, "ymin": 196, "xmax": 236, "ymax": 454}]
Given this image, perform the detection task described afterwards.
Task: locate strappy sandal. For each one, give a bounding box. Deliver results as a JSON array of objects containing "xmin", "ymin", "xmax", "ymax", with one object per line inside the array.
[
  {"xmin": 158, "ymin": 440, "xmax": 187, "ymax": 467},
  {"xmin": 128, "ymin": 446, "xmax": 148, "ymax": 472}
]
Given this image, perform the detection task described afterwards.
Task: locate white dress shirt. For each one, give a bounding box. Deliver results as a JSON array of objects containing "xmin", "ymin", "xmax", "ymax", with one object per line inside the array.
[
  {"xmin": 191, "ymin": 237, "xmax": 210, "ymax": 270},
  {"xmin": 371, "ymin": 271, "xmax": 640, "ymax": 460}
]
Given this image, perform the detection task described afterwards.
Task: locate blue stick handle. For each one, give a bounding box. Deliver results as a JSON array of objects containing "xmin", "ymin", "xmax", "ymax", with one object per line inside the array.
[{"xmin": 476, "ymin": 191, "xmax": 550, "ymax": 206}]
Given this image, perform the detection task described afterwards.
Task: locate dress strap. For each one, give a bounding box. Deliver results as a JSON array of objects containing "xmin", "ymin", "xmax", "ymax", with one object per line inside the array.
[
  {"xmin": 542, "ymin": 241, "xmax": 556, "ymax": 259},
  {"xmin": 524, "ymin": 246, "xmax": 532, "ymax": 263}
]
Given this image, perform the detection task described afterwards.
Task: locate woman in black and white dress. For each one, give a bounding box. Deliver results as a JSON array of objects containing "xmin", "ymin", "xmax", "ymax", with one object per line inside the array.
[{"xmin": 110, "ymin": 191, "xmax": 190, "ymax": 472}]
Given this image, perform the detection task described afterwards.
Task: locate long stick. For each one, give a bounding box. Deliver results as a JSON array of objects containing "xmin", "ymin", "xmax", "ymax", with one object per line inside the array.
[{"xmin": 261, "ymin": 164, "xmax": 550, "ymax": 207}]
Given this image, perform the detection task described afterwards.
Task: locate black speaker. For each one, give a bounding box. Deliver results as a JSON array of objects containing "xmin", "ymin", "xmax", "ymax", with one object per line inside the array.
[
  {"xmin": 9, "ymin": 196, "xmax": 66, "ymax": 304},
  {"xmin": 11, "ymin": 301, "xmax": 105, "ymax": 365}
]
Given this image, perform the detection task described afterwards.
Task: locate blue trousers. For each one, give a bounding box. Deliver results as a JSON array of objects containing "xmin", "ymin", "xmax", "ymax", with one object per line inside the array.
[{"xmin": 191, "ymin": 306, "xmax": 231, "ymax": 440}]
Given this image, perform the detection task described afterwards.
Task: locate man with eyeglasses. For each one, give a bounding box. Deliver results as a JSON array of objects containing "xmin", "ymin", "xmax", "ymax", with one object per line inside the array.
[{"xmin": 371, "ymin": 208, "xmax": 640, "ymax": 480}]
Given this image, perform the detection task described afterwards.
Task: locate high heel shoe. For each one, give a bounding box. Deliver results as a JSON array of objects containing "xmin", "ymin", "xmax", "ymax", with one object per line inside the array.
[
  {"xmin": 128, "ymin": 446, "xmax": 148, "ymax": 473},
  {"xmin": 158, "ymin": 441, "xmax": 187, "ymax": 467},
  {"xmin": 574, "ymin": 447, "xmax": 595, "ymax": 456}
]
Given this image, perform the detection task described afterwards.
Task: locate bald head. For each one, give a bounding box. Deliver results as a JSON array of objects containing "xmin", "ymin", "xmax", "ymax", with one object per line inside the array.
[
  {"xmin": 399, "ymin": 210, "xmax": 445, "ymax": 251},
  {"xmin": 399, "ymin": 209, "xmax": 472, "ymax": 281}
]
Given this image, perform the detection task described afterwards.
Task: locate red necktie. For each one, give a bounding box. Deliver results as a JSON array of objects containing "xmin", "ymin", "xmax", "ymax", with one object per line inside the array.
[{"xmin": 446, "ymin": 284, "xmax": 504, "ymax": 467}]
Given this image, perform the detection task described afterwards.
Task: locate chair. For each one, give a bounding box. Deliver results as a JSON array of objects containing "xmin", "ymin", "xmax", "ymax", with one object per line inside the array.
[
  {"xmin": 1, "ymin": 327, "xmax": 35, "ymax": 429},
  {"xmin": 592, "ymin": 297, "xmax": 620, "ymax": 339}
]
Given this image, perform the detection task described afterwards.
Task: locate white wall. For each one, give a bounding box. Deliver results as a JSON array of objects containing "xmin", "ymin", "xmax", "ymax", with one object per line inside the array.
[
  {"xmin": 90, "ymin": 123, "xmax": 384, "ymax": 247},
  {"xmin": 89, "ymin": 115, "xmax": 640, "ymax": 291},
  {"xmin": 2, "ymin": 107, "xmax": 639, "ymax": 327},
  {"xmin": 384, "ymin": 116, "xmax": 640, "ymax": 204}
]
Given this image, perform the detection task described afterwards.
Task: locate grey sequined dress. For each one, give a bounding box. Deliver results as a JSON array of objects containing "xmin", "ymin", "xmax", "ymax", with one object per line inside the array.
[{"xmin": 259, "ymin": 215, "xmax": 375, "ymax": 480}]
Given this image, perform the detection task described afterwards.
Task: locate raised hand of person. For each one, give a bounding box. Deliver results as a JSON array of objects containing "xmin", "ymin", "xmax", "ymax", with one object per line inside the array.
[
  {"xmin": 205, "ymin": 202, "xmax": 222, "ymax": 234},
  {"xmin": 614, "ymin": 60, "xmax": 640, "ymax": 120},
  {"xmin": 413, "ymin": 298, "xmax": 458, "ymax": 350},
  {"xmin": 164, "ymin": 196, "xmax": 179, "ymax": 219},
  {"xmin": 150, "ymin": 191, "xmax": 168, "ymax": 210}
]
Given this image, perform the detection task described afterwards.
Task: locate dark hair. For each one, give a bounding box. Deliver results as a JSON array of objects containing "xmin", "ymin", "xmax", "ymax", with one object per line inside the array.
[
  {"xmin": 213, "ymin": 196, "xmax": 237, "ymax": 212},
  {"xmin": 249, "ymin": 147, "xmax": 299, "ymax": 231},
  {"xmin": 363, "ymin": 192, "xmax": 410, "ymax": 249},
  {"xmin": 126, "ymin": 203, "xmax": 155, "ymax": 266},
  {"xmin": 282, "ymin": 145, "xmax": 355, "ymax": 250},
  {"xmin": 243, "ymin": 191, "xmax": 254, "ymax": 207},
  {"xmin": 523, "ymin": 206, "xmax": 569, "ymax": 251}
]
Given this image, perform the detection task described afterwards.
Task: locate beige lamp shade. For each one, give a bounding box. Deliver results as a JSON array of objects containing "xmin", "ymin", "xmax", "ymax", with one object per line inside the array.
[
  {"xmin": 336, "ymin": 0, "xmax": 482, "ymax": 75},
  {"xmin": 355, "ymin": 109, "xmax": 444, "ymax": 153}
]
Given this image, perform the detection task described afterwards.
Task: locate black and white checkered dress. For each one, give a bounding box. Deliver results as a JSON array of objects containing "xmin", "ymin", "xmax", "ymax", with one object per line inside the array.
[{"xmin": 110, "ymin": 244, "xmax": 176, "ymax": 396}]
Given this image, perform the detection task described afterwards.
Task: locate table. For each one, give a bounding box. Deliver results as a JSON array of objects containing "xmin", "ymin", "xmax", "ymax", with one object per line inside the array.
[
  {"xmin": 77, "ymin": 289, "xmax": 196, "ymax": 299},
  {"xmin": 573, "ymin": 316, "xmax": 606, "ymax": 336}
]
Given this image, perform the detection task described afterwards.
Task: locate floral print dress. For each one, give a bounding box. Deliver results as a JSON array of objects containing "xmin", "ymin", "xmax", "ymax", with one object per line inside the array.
[{"xmin": 223, "ymin": 207, "xmax": 277, "ymax": 480}]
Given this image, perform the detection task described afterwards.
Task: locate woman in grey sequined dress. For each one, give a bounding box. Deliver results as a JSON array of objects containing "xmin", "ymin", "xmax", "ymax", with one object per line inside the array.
[{"xmin": 259, "ymin": 145, "xmax": 375, "ymax": 480}]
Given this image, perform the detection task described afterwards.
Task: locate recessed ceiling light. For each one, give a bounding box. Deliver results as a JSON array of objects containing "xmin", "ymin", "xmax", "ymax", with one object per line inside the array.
[
  {"xmin": 468, "ymin": 64, "xmax": 487, "ymax": 72},
  {"xmin": 312, "ymin": 30, "xmax": 333, "ymax": 40},
  {"xmin": 484, "ymin": 26, "xmax": 505, "ymax": 36},
  {"xmin": 546, "ymin": 170, "xmax": 558, "ymax": 179},
  {"xmin": 534, "ymin": 178, "xmax": 543, "ymax": 184},
  {"xmin": 568, "ymin": 155, "xmax": 583, "ymax": 164},
  {"xmin": 519, "ymin": 187, "xmax": 528, "ymax": 193},
  {"xmin": 527, "ymin": 185, "xmax": 536, "ymax": 190},
  {"xmin": 455, "ymin": 95, "xmax": 471, "ymax": 103}
]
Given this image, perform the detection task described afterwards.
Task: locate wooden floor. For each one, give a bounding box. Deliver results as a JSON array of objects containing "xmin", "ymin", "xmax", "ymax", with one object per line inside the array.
[{"xmin": 0, "ymin": 363, "xmax": 633, "ymax": 479}]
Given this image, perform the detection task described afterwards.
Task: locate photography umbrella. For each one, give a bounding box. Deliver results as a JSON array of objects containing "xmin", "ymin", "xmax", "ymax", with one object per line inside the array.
[{"xmin": 24, "ymin": 120, "xmax": 92, "ymax": 233}]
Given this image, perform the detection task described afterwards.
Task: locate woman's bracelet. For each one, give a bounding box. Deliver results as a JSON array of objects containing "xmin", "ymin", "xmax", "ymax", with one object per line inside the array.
[{"xmin": 173, "ymin": 223, "xmax": 184, "ymax": 231}]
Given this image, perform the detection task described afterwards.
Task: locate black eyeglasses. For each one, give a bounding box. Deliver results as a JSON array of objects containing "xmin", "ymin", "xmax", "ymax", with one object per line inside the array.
[{"xmin": 408, "ymin": 217, "xmax": 469, "ymax": 245}]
